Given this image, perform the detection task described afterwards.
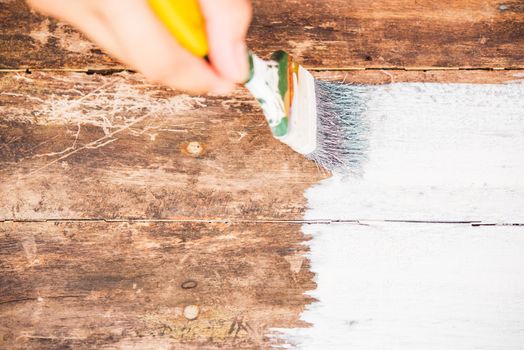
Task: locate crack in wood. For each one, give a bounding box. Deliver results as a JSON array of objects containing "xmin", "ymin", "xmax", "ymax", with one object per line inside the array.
[
  {"xmin": 0, "ymin": 295, "xmax": 86, "ymax": 306},
  {"xmin": 2, "ymin": 67, "xmax": 524, "ymax": 74},
  {"xmin": 1, "ymin": 218, "xmax": 522, "ymax": 226}
]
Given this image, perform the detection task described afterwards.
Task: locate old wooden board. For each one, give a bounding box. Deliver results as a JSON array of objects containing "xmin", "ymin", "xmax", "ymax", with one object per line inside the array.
[
  {"xmin": 0, "ymin": 221, "xmax": 314, "ymax": 349},
  {"xmin": 1, "ymin": 70, "xmax": 524, "ymax": 350},
  {"xmin": 0, "ymin": 71, "xmax": 327, "ymax": 221},
  {"xmin": 1, "ymin": 0, "xmax": 524, "ymax": 70},
  {"xmin": 2, "ymin": 71, "xmax": 523, "ymax": 221}
]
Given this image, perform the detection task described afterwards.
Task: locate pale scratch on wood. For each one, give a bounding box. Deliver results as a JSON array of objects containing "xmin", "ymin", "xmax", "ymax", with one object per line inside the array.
[
  {"xmin": 26, "ymin": 110, "xmax": 155, "ymax": 176},
  {"xmin": 5, "ymin": 73, "xmax": 209, "ymax": 172},
  {"xmin": 0, "ymin": 92, "xmax": 45, "ymax": 103},
  {"xmin": 380, "ymin": 70, "xmax": 395, "ymax": 83},
  {"xmin": 32, "ymin": 123, "xmax": 81, "ymax": 159},
  {"xmin": 20, "ymin": 235, "xmax": 39, "ymax": 266},
  {"xmin": 84, "ymin": 138, "xmax": 118, "ymax": 149}
]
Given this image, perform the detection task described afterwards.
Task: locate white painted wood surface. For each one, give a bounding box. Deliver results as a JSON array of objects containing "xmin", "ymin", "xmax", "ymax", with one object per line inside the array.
[
  {"xmin": 280, "ymin": 223, "xmax": 524, "ymax": 349},
  {"xmin": 277, "ymin": 81, "xmax": 524, "ymax": 349},
  {"xmin": 308, "ymin": 81, "xmax": 524, "ymax": 223}
]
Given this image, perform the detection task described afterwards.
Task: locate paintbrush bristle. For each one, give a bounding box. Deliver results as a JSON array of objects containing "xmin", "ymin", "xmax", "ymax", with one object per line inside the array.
[
  {"xmin": 245, "ymin": 51, "xmax": 369, "ymax": 173},
  {"xmin": 306, "ymin": 80, "xmax": 370, "ymax": 173}
]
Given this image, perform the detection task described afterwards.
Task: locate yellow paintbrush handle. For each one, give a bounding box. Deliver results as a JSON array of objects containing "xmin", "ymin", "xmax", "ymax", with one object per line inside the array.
[{"xmin": 148, "ymin": 0, "xmax": 209, "ymax": 58}]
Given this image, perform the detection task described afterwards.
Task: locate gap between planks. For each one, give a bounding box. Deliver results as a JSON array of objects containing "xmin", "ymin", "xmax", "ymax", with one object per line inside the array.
[
  {"xmin": 1, "ymin": 219, "xmax": 522, "ymax": 226},
  {"xmin": 2, "ymin": 67, "xmax": 524, "ymax": 74}
]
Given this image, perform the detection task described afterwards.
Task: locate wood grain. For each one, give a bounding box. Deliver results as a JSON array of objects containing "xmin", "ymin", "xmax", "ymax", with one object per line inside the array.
[
  {"xmin": 1, "ymin": 0, "xmax": 523, "ymax": 70},
  {"xmin": 0, "ymin": 221, "xmax": 314, "ymax": 349},
  {"xmin": 1, "ymin": 68, "xmax": 523, "ymax": 348},
  {"xmin": 315, "ymin": 69, "xmax": 524, "ymax": 84},
  {"xmin": 2, "ymin": 0, "xmax": 524, "ymax": 347},
  {"xmin": 0, "ymin": 71, "xmax": 328, "ymax": 221},
  {"xmin": 2, "ymin": 71, "xmax": 522, "ymax": 221}
]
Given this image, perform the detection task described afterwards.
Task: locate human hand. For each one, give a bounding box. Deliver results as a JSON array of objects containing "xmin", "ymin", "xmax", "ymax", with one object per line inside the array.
[{"xmin": 27, "ymin": 0, "xmax": 252, "ymax": 94}]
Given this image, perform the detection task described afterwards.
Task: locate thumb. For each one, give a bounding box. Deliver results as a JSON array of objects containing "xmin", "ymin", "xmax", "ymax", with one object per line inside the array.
[{"xmin": 199, "ymin": 0, "xmax": 252, "ymax": 83}]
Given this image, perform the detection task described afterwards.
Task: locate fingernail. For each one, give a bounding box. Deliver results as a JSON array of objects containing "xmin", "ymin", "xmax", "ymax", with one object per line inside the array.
[{"xmin": 234, "ymin": 42, "xmax": 249, "ymax": 82}]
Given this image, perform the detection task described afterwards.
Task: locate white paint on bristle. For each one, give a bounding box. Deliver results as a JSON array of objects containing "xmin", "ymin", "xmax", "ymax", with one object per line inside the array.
[
  {"xmin": 274, "ymin": 81, "xmax": 524, "ymax": 349},
  {"xmin": 307, "ymin": 80, "xmax": 369, "ymax": 172}
]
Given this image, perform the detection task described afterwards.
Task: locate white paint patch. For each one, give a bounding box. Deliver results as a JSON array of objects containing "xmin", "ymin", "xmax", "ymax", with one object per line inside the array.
[
  {"xmin": 308, "ymin": 82, "xmax": 524, "ymax": 223},
  {"xmin": 276, "ymin": 81, "xmax": 524, "ymax": 349},
  {"xmin": 281, "ymin": 223, "xmax": 524, "ymax": 349}
]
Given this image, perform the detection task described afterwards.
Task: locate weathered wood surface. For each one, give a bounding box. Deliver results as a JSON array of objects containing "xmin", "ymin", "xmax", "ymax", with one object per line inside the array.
[
  {"xmin": 2, "ymin": 71, "xmax": 522, "ymax": 221},
  {"xmin": 1, "ymin": 0, "xmax": 524, "ymax": 70},
  {"xmin": 1, "ymin": 67, "xmax": 524, "ymax": 349},
  {"xmin": 0, "ymin": 68, "xmax": 323, "ymax": 349},
  {"xmin": 2, "ymin": 1, "xmax": 524, "ymax": 346},
  {"xmin": 0, "ymin": 221, "xmax": 314, "ymax": 349},
  {"xmin": 0, "ymin": 71, "xmax": 328, "ymax": 221},
  {"xmin": 2, "ymin": 73, "xmax": 524, "ymax": 349}
]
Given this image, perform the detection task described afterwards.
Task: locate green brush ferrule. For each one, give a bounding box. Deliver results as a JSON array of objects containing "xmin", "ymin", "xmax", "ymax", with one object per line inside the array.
[{"xmin": 245, "ymin": 51, "xmax": 291, "ymax": 138}]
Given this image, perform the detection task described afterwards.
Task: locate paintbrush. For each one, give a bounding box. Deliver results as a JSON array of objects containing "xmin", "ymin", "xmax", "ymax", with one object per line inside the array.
[{"xmin": 149, "ymin": 0, "xmax": 368, "ymax": 172}]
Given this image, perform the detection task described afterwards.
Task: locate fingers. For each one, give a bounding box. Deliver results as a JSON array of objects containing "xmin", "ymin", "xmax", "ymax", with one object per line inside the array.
[
  {"xmin": 199, "ymin": 0, "xmax": 252, "ymax": 83},
  {"xmin": 99, "ymin": 0, "xmax": 236, "ymax": 94},
  {"xmin": 27, "ymin": 0, "xmax": 250, "ymax": 94},
  {"xmin": 28, "ymin": 0, "xmax": 235, "ymax": 94},
  {"xmin": 26, "ymin": 0, "xmax": 76, "ymax": 17}
]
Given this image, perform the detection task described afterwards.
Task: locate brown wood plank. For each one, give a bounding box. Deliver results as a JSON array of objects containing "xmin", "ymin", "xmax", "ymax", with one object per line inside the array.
[
  {"xmin": 0, "ymin": 221, "xmax": 314, "ymax": 349},
  {"xmin": 1, "ymin": 0, "xmax": 523, "ymax": 70},
  {"xmin": 0, "ymin": 0, "xmax": 117, "ymax": 70},
  {"xmin": 1, "ymin": 70, "xmax": 523, "ymax": 221},
  {"xmin": 0, "ymin": 71, "xmax": 327, "ymax": 221}
]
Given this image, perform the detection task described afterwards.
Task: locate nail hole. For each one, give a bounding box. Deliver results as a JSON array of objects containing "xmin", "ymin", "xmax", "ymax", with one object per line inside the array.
[{"xmin": 181, "ymin": 280, "xmax": 198, "ymax": 289}]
